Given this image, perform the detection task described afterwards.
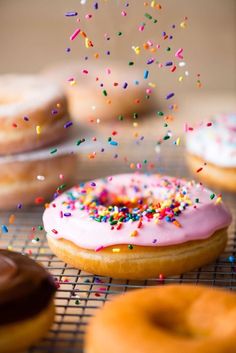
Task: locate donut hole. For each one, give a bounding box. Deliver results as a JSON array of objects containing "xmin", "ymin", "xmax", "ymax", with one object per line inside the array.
[{"xmin": 150, "ymin": 313, "xmax": 208, "ymax": 339}]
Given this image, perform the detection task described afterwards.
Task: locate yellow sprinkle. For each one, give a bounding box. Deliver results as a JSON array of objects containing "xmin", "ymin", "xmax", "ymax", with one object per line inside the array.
[
  {"xmin": 132, "ymin": 46, "xmax": 140, "ymax": 55},
  {"xmin": 148, "ymin": 82, "xmax": 156, "ymax": 88},
  {"xmin": 151, "ymin": 0, "xmax": 156, "ymax": 7},
  {"xmin": 130, "ymin": 230, "xmax": 138, "ymax": 237},
  {"xmin": 176, "ymin": 137, "xmax": 180, "ymax": 146},
  {"xmin": 178, "ymin": 76, "xmax": 184, "ymax": 82},
  {"xmin": 70, "ymin": 80, "xmax": 76, "ymax": 86},
  {"xmin": 36, "ymin": 125, "xmax": 41, "ymax": 135},
  {"xmin": 133, "ymin": 122, "xmax": 138, "ymax": 127},
  {"xmin": 180, "ymin": 21, "xmax": 187, "ymax": 29},
  {"xmin": 215, "ymin": 197, "xmax": 222, "ymax": 205},
  {"xmin": 7, "ymin": 246, "xmax": 13, "ymax": 251},
  {"xmin": 112, "ymin": 248, "xmax": 121, "ymax": 253}
]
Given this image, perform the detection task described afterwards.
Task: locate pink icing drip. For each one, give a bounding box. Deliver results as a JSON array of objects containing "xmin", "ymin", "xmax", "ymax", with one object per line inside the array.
[{"xmin": 43, "ymin": 174, "xmax": 232, "ymax": 250}]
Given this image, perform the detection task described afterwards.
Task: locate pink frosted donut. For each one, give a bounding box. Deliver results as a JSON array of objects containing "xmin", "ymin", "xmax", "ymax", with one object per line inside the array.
[{"xmin": 43, "ymin": 173, "xmax": 232, "ymax": 279}]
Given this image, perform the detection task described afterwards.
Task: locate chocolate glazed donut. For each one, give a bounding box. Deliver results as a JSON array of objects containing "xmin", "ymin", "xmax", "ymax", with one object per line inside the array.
[{"xmin": 0, "ymin": 249, "xmax": 56, "ymax": 325}]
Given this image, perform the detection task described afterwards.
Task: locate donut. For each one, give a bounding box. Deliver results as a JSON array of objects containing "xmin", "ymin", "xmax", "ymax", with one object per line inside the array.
[
  {"xmin": 0, "ymin": 143, "xmax": 77, "ymax": 210},
  {"xmin": 0, "ymin": 249, "xmax": 56, "ymax": 353},
  {"xmin": 85, "ymin": 284, "xmax": 236, "ymax": 353},
  {"xmin": 43, "ymin": 173, "xmax": 232, "ymax": 279},
  {"xmin": 42, "ymin": 61, "xmax": 155, "ymax": 123},
  {"xmin": 186, "ymin": 114, "xmax": 236, "ymax": 192},
  {"xmin": 0, "ymin": 74, "xmax": 69, "ymax": 155}
]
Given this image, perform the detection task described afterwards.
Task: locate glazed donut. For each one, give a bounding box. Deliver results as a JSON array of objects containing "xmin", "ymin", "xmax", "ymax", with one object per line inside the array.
[
  {"xmin": 43, "ymin": 173, "xmax": 232, "ymax": 279},
  {"xmin": 186, "ymin": 114, "xmax": 236, "ymax": 192},
  {"xmin": 0, "ymin": 74, "xmax": 69, "ymax": 155},
  {"xmin": 0, "ymin": 143, "xmax": 78, "ymax": 209},
  {"xmin": 85, "ymin": 284, "xmax": 236, "ymax": 353},
  {"xmin": 42, "ymin": 61, "xmax": 154, "ymax": 123},
  {"xmin": 0, "ymin": 249, "xmax": 56, "ymax": 353}
]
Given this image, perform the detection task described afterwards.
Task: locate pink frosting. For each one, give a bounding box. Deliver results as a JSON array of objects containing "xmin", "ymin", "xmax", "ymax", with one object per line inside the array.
[{"xmin": 43, "ymin": 174, "xmax": 232, "ymax": 250}]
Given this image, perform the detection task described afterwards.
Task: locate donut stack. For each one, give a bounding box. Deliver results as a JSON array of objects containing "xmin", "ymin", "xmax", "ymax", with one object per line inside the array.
[{"xmin": 0, "ymin": 74, "xmax": 77, "ymax": 209}]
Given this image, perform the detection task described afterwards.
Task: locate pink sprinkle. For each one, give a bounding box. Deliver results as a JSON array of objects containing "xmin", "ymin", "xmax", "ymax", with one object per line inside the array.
[
  {"xmin": 82, "ymin": 69, "xmax": 89, "ymax": 74},
  {"xmin": 85, "ymin": 14, "xmax": 92, "ymax": 19},
  {"xmin": 52, "ymin": 229, "xmax": 58, "ymax": 234},
  {"xmin": 139, "ymin": 25, "xmax": 145, "ymax": 31},
  {"xmin": 137, "ymin": 163, "xmax": 142, "ymax": 169},
  {"xmin": 121, "ymin": 11, "xmax": 127, "ymax": 16},
  {"xmin": 207, "ymin": 122, "xmax": 212, "ymax": 127},
  {"xmin": 106, "ymin": 68, "xmax": 111, "ymax": 75},
  {"xmin": 70, "ymin": 28, "xmax": 81, "ymax": 41},
  {"xmin": 184, "ymin": 123, "xmax": 188, "ymax": 132},
  {"xmin": 175, "ymin": 48, "xmax": 184, "ymax": 60}
]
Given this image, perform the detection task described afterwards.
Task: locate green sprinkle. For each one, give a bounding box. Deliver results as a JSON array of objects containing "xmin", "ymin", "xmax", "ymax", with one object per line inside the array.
[
  {"xmin": 75, "ymin": 299, "xmax": 80, "ymax": 305},
  {"xmin": 164, "ymin": 123, "xmax": 168, "ymax": 127},
  {"xmin": 128, "ymin": 244, "xmax": 134, "ymax": 250},
  {"xmin": 58, "ymin": 183, "xmax": 67, "ymax": 190},
  {"xmin": 145, "ymin": 13, "xmax": 152, "ymax": 20},
  {"xmin": 163, "ymin": 135, "xmax": 170, "ymax": 140},
  {"xmin": 118, "ymin": 115, "xmax": 124, "ymax": 121},
  {"xmin": 157, "ymin": 111, "xmax": 164, "ymax": 116},
  {"xmin": 210, "ymin": 194, "xmax": 215, "ymax": 200},
  {"xmin": 195, "ymin": 198, "xmax": 199, "ymax": 203},
  {"xmin": 133, "ymin": 112, "xmax": 138, "ymax": 119},
  {"xmin": 153, "ymin": 19, "xmax": 158, "ymax": 23},
  {"xmin": 108, "ymin": 136, "xmax": 112, "ymax": 142},
  {"xmin": 110, "ymin": 220, "xmax": 118, "ymax": 226},
  {"xmin": 143, "ymin": 159, "xmax": 147, "ymax": 164},
  {"xmin": 103, "ymin": 90, "xmax": 107, "ymax": 96},
  {"xmin": 117, "ymin": 31, "xmax": 122, "ymax": 36},
  {"xmin": 77, "ymin": 138, "xmax": 85, "ymax": 146},
  {"xmin": 50, "ymin": 148, "xmax": 57, "ymax": 154},
  {"xmin": 128, "ymin": 61, "xmax": 134, "ymax": 66},
  {"xmin": 166, "ymin": 47, "xmax": 171, "ymax": 51},
  {"xmin": 38, "ymin": 226, "xmax": 43, "ymax": 231}
]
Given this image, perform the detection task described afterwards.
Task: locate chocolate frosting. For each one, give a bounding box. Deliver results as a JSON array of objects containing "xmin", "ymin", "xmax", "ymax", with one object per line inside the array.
[{"xmin": 0, "ymin": 249, "xmax": 56, "ymax": 325}]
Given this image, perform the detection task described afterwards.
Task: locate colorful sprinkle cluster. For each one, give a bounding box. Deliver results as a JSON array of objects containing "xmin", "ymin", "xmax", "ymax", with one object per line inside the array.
[{"xmin": 60, "ymin": 177, "xmax": 196, "ymax": 231}]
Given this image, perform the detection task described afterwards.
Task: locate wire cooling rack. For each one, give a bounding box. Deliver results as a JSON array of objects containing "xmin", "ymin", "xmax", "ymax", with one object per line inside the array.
[{"xmin": 0, "ymin": 143, "xmax": 235, "ymax": 353}]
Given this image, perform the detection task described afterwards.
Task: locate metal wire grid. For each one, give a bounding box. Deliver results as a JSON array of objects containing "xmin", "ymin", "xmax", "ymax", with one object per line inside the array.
[{"xmin": 0, "ymin": 143, "xmax": 235, "ymax": 353}]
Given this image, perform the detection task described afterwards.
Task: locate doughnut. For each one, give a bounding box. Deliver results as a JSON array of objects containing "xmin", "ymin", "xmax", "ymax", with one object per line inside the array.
[
  {"xmin": 43, "ymin": 173, "xmax": 232, "ymax": 279},
  {"xmin": 186, "ymin": 114, "xmax": 236, "ymax": 192},
  {"xmin": 0, "ymin": 74, "xmax": 69, "ymax": 155},
  {"xmin": 85, "ymin": 284, "xmax": 236, "ymax": 353},
  {"xmin": 0, "ymin": 249, "xmax": 56, "ymax": 353},
  {"xmin": 0, "ymin": 142, "xmax": 77, "ymax": 210},
  {"xmin": 42, "ymin": 61, "xmax": 154, "ymax": 123}
]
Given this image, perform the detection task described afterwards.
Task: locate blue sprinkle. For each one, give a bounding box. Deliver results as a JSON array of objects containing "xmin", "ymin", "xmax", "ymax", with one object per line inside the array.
[
  {"xmin": 228, "ymin": 256, "xmax": 235, "ymax": 263},
  {"xmin": 165, "ymin": 61, "xmax": 173, "ymax": 66},
  {"xmin": 144, "ymin": 70, "xmax": 149, "ymax": 79},
  {"xmin": 109, "ymin": 140, "xmax": 118, "ymax": 146},
  {"xmin": 1, "ymin": 225, "xmax": 8, "ymax": 233}
]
